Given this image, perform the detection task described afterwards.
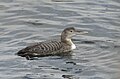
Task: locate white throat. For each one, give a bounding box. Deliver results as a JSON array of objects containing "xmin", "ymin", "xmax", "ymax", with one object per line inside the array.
[{"xmin": 66, "ymin": 38, "xmax": 76, "ymax": 50}]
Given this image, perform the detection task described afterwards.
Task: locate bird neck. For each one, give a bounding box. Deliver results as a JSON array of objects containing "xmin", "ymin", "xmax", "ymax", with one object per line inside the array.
[
  {"xmin": 61, "ymin": 34, "xmax": 73, "ymax": 45},
  {"xmin": 61, "ymin": 33, "xmax": 76, "ymax": 50}
]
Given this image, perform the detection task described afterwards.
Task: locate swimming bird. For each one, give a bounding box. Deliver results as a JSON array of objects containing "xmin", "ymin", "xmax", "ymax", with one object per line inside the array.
[{"xmin": 17, "ymin": 27, "xmax": 88, "ymax": 60}]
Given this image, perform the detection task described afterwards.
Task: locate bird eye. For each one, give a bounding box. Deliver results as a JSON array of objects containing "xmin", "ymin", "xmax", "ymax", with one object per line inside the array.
[{"xmin": 70, "ymin": 30, "xmax": 73, "ymax": 32}]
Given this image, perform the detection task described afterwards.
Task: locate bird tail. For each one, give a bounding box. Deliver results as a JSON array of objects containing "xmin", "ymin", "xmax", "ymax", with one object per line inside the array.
[{"xmin": 16, "ymin": 49, "xmax": 27, "ymax": 57}]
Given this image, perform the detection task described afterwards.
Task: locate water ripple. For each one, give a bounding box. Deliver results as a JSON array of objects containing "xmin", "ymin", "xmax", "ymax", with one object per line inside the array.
[{"xmin": 0, "ymin": 0, "xmax": 120, "ymax": 79}]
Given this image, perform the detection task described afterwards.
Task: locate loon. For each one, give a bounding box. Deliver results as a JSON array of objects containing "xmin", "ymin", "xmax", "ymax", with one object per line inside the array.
[{"xmin": 17, "ymin": 27, "xmax": 88, "ymax": 60}]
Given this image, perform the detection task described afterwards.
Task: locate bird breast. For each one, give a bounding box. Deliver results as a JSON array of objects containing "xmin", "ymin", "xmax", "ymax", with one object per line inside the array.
[{"xmin": 71, "ymin": 43, "xmax": 76, "ymax": 50}]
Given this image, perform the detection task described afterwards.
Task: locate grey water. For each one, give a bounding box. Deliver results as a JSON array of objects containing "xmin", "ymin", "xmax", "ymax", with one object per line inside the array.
[{"xmin": 0, "ymin": 0, "xmax": 120, "ymax": 79}]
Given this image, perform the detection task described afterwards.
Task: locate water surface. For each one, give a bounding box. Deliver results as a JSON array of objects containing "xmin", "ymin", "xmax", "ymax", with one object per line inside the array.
[{"xmin": 0, "ymin": 0, "xmax": 120, "ymax": 79}]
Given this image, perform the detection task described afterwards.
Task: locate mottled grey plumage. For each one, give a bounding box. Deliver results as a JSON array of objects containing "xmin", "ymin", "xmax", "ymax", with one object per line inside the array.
[{"xmin": 17, "ymin": 27, "xmax": 88, "ymax": 59}]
